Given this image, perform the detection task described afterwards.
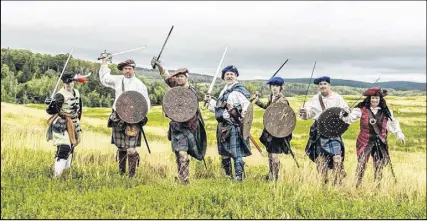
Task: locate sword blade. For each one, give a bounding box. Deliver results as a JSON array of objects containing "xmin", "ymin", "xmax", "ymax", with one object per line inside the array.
[
  {"xmin": 288, "ymin": 146, "xmax": 300, "ymax": 168},
  {"xmin": 156, "ymin": 25, "xmax": 174, "ymax": 60},
  {"xmin": 349, "ymin": 77, "xmax": 381, "ymax": 110},
  {"xmin": 208, "ymin": 45, "xmax": 229, "ymax": 94},
  {"xmin": 202, "ymin": 45, "xmax": 229, "ymax": 110},
  {"xmin": 141, "ymin": 127, "xmax": 151, "ymax": 154},
  {"xmin": 302, "ymin": 61, "xmax": 317, "ymax": 108},
  {"xmin": 249, "ymin": 135, "xmax": 264, "ymax": 156},
  {"xmin": 270, "ymin": 58, "xmax": 289, "ymax": 79},
  {"xmin": 111, "ymin": 46, "xmax": 147, "ymax": 56},
  {"xmin": 50, "ymin": 48, "xmax": 74, "ymax": 99}
]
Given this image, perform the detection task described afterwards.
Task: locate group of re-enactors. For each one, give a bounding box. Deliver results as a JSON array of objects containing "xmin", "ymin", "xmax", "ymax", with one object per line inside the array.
[{"xmin": 45, "ymin": 56, "xmax": 406, "ymax": 188}]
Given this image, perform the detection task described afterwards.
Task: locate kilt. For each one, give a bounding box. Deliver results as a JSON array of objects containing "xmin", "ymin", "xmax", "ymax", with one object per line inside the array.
[
  {"xmin": 170, "ymin": 127, "xmax": 197, "ymax": 153},
  {"xmin": 305, "ymin": 121, "xmax": 345, "ymax": 169},
  {"xmin": 111, "ymin": 124, "xmax": 142, "ymax": 149},
  {"xmin": 259, "ymin": 129, "xmax": 292, "ymax": 154},
  {"xmin": 217, "ymin": 121, "xmax": 251, "ymax": 159}
]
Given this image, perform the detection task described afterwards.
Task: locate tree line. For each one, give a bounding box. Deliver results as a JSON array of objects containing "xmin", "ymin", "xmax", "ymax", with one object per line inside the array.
[{"xmin": 1, "ymin": 48, "xmax": 424, "ymax": 108}]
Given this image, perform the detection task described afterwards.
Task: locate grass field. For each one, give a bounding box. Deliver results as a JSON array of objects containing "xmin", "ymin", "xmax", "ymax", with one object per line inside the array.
[{"xmin": 1, "ymin": 95, "xmax": 426, "ymax": 219}]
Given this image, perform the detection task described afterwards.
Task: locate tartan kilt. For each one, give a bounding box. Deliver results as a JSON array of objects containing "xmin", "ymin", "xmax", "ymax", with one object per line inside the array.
[
  {"xmin": 259, "ymin": 129, "xmax": 292, "ymax": 154},
  {"xmin": 171, "ymin": 129, "xmax": 196, "ymax": 153},
  {"xmin": 305, "ymin": 121, "xmax": 345, "ymax": 169},
  {"xmin": 216, "ymin": 122, "xmax": 251, "ymax": 158},
  {"xmin": 111, "ymin": 123, "xmax": 142, "ymax": 149}
]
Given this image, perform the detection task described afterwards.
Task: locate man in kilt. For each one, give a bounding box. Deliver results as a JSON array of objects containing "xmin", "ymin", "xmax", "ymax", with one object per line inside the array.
[
  {"xmin": 205, "ymin": 65, "xmax": 252, "ymax": 181},
  {"xmin": 151, "ymin": 58, "xmax": 207, "ymax": 184},
  {"xmin": 341, "ymin": 87, "xmax": 405, "ymax": 187},
  {"xmin": 99, "ymin": 57, "xmax": 151, "ymax": 177},
  {"xmin": 250, "ymin": 77, "xmax": 293, "ymax": 181},
  {"xmin": 46, "ymin": 72, "xmax": 83, "ymax": 177},
  {"xmin": 299, "ymin": 76, "xmax": 349, "ymax": 184}
]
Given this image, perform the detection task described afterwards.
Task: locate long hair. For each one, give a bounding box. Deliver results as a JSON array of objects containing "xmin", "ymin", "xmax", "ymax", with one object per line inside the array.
[{"xmin": 356, "ymin": 96, "xmax": 393, "ymax": 121}]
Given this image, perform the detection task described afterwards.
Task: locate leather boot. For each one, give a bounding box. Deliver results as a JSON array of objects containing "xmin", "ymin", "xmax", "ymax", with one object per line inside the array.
[
  {"xmin": 221, "ymin": 157, "xmax": 233, "ymax": 179},
  {"xmin": 333, "ymin": 155, "xmax": 344, "ymax": 185},
  {"xmin": 127, "ymin": 148, "xmax": 139, "ymax": 178},
  {"xmin": 118, "ymin": 150, "xmax": 127, "ymax": 175}
]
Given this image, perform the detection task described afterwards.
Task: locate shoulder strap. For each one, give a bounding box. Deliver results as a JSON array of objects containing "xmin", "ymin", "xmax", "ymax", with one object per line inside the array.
[
  {"xmin": 121, "ymin": 77, "xmax": 125, "ymax": 93},
  {"xmin": 318, "ymin": 94, "xmax": 326, "ymax": 111},
  {"xmin": 367, "ymin": 108, "xmax": 386, "ymax": 143}
]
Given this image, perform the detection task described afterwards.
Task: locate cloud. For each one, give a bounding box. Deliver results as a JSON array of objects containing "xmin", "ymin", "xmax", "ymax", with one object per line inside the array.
[{"xmin": 1, "ymin": 1, "xmax": 425, "ymax": 82}]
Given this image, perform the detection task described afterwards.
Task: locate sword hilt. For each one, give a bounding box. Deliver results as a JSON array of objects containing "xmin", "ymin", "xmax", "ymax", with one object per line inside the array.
[{"xmin": 98, "ymin": 50, "xmax": 112, "ymax": 61}]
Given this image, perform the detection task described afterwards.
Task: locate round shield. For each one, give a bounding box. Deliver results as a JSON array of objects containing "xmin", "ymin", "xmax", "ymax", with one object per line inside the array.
[
  {"xmin": 115, "ymin": 91, "xmax": 148, "ymax": 124},
  {"xmin": 242, "ymin": 103, "xmax": 254, "ymax": 140},
  {"xmin": 263, "ymin": 102, "xmax": 296, "ymax": 138},
  {"xmin": 162, "ymin": 87, "xmax": 198, "ymax": 123},
  {"xmin": 317, "ymin": 107, "xmax": 349, "ymax": 137}
]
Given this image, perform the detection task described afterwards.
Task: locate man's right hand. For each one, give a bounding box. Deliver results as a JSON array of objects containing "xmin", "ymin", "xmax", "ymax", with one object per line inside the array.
[
  {"xmin": 299, "ymin": 107, "xmax": 308, "ymax": 119},
  {"xmin": 204, "ymin": 94, "xmax": 212, "ymax": 103},
  {"xmin": 250, "ymin": 91, "xmax": 260, "ymax": 102},
  {"xmin": 44, "ymin": 97, "xmax": 52, "ymax": 105},
  {"xmin": 151, "ymin": 57, "xmax": 164, "ymax": 71}
]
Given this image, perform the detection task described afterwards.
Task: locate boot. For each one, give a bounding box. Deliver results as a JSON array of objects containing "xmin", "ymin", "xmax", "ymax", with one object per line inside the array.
[
  {"xmin": 272, "ymin": 159, "xmax": 280, "ymax": 181},
  {"xmin": 118, "ymin": 150, "xmax": 127, "ymax": 175},
  {"xmin": 374, "ymin": 163, "xmax": 384, "ymax": 189},
  {"xmin": 221, "ymin": 158, "xmax": 233, "ymax": 179},
  {"xmin": 54, "ymin": 157, "xmax": 67, "ymax": 177},
  {"xmin": 355, "ymin": 159, "xmax": 367, "ymax": 188},
  {"xmin": 265, "ymin": 158, "xmax": 273, "ymax": 181},
  {"xmin": 333, "ymin": 155, "xmax": 344, "ymax": 185},
  {"xmin": 65, "ymin": 153, "xmax": 73, "ymax": 169},
  {"xmin": 234, "ymin": 158, "xmax": 245, "ymax": 182},
  {"xmin": 127, "ymin": 150, "xmax": 139, "ymax": 178},
  {"xmin": 316, "ymin": 157, "xmax": 328, "ymax": 184}
]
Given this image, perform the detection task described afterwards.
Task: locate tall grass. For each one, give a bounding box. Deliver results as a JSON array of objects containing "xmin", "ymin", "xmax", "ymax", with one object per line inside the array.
[{"xmin": 1, "ymin": 96, "xmax": 426, "ymax": 219}]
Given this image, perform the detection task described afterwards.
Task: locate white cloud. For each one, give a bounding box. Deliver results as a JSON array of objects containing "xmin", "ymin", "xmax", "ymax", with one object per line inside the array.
[{"xmin": 1, "ymin": 1, "xmax": 426, "ymax": 82}]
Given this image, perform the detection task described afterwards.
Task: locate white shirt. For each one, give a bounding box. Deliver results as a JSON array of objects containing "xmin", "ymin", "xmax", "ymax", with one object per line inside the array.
[
  {"xmin": 99, "ymin": 64, "xmax": 151, "ymax": 111},
  {"xmin": 303, "ymin": 92, "xmax": 349, "ymax": 120},
  {"xmin": 344, "ymin": 106, "xmax": 404, "ymax": 138},
  {"xmin": 207, "ymin": 82, "xmax": 250, "ymax": 119}
]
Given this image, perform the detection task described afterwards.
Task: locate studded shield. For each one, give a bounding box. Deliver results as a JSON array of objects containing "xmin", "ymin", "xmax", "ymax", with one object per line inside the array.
[
  {"xmin": 317, "ymin": 107, "xmax": 349, "ymax": 137},
  {"xmin": 115, "ymin": 91, "xmax": 148, "ymax": 124},
  {"xmin": 263, "ymin": 102, "xmax": 296, "ymax": 138},
  {"xmin": 241, "ymin": 103, "xmax": 254, "ymax": 140},
  {"xmin": 162, "ymin": 87, "xmax": 198, "ymax": 123}
]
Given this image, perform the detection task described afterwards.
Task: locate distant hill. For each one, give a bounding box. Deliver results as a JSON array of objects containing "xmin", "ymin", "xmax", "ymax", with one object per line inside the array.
[{"xmin": 135, "ymin": 67, "xmax": 426, "ymax": 91}]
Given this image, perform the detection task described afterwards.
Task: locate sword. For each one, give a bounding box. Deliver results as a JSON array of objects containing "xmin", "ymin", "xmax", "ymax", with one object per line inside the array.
[
  {"xmin": 253, "ymin": 59, "xmax": 290, "ymax": 101},
  {"xmin": 203, "ymin": 45, "xmax": 229, "ymax": 110},
  {"xmin": 382, "ymin": 141, "xmax": 397, "ymax": 184},
  {"xmin": 269, "ymin": 59, "xmax": 289, "ymax": 79},
  {"xmin": 202, "ymin": 158, "xmax": 208, "ymax": 170},
  {"xmin": 387, "ymin": 153, "xmax": 397, "ymax": 184},
  {"xmin": 45, "ymin": 48, "xmax": 74, "ymax": 104},
  {"xmin": 97, "ymin": 46, "xmax": 147, "ymax": 60},
  {"xmin": 152, "ymin": 25, "xmax": 174, "ymax": 69},
  {"xmin": 349, "ymin": 77, "xmax": 381, "ymax": 110},
  {"xmin": 249, "ymin": 135, "xmax": 265, "ymax": 157},
  {"xmin": 302, "ymin": 61, "xmax": 316, "ymax": 109},
  {"xmin": 288, "ymin": 145, "xmax": 300, "ymax": 168},
  {"xmin": 141, "ymin": 127, "xmax": 151, "ymax": 154}
]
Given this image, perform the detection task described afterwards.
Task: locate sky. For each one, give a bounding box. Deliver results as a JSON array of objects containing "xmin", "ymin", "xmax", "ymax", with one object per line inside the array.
[{"xmin": 1, "ymin": 1, "xmax": 426, "ymax": 82}]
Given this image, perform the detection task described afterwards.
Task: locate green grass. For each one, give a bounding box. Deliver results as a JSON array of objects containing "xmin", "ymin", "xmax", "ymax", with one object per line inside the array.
[{"xmin": 2, "ymin": 95, "xmax": 426, "ymax": 219}]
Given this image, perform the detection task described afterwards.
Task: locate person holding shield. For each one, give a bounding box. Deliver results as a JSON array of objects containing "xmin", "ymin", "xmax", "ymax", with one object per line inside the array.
[
  {"xmin": 99, "ymin": 56, "xmax": 151, "ymax": 178},
  {"xmin": 151, "ymin": 58, "xmax": 207, "ymax": 185},
  {"xmin": 251, "ymin": 76, "xmax": 297, "ymax": 181}
]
